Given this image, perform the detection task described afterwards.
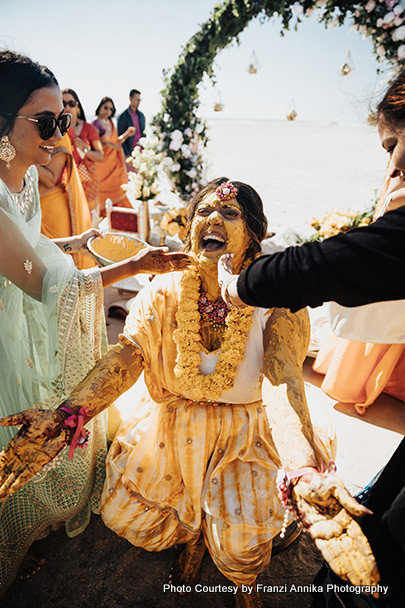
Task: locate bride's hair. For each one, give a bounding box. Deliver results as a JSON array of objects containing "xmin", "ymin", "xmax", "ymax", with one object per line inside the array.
[
  {"xmin": 0, "ymin": 50, "xmax": 58, "ymax": 137},
  {"xmin": 184, "ymin": 177, "xmax": 268, "ymax": 259}
]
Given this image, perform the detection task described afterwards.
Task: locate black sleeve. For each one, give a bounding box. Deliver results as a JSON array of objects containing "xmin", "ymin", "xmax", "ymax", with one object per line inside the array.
[{"xmin": 237, "ymin": 206, "xmax": 405, "ymax": 312}]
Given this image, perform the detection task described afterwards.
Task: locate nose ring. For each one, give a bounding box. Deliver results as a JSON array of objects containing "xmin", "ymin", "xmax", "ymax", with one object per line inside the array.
[{"xmin": 399, "ymin": 170, "xmax": 405, "ymax": 181}]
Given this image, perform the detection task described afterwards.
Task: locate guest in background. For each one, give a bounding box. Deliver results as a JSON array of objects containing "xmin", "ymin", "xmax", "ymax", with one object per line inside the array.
[
  {"xmin": 117, "ymin": 89, "xmax": 145, "ymax": 164},
  {"xmin": 38, "ymin": 132, "xmax": 95, "ymax": 269},
  {"xmin": 92, "ymin": 96, "xmax": 133, "ymax": 215},
  {"xmin": 62, "ymin": 88, "xmax": 103, "ymax": 225}
]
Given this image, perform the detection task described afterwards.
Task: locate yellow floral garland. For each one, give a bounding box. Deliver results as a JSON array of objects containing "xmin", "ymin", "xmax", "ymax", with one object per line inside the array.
[{"xmin": 173, "ymin": 265, "xmax": 254, "ymax": 401}]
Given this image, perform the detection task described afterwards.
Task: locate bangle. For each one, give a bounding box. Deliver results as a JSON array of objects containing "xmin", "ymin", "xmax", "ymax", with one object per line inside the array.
[
  {"xmin": 276, "ymin": 462, "xmax": 336, "ymax": 537},
  {"xmin": 223, "ymin": 278, "xmax": 246, "ymax": 310},
  {"xmin": 57, "ymin": 405, "xmax": 90, "ymax": 459},
  {"xmin": 276, "ymin": 467, "xmax": 319, "ymax": 509},
  {"xmin": 83, "ymin": 147, "xmax": 89, "ymax": 155}
]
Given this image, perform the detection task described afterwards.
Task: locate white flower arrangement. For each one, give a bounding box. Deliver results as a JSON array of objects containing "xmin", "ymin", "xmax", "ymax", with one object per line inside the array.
[
  {"xmin": 122, "ymin": 130, "xmax": 163, "ymax": 202},
  {"xmin": 154, "ymin": 122, "xmax": 207, "ymax": 198}
]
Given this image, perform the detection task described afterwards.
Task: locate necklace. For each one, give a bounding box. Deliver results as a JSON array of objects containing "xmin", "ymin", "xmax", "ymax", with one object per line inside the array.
[
  {"xmin": 10, "ymin": 167, "xmax": 34, "ymax": 215},
  {"xmin": 197, "ymin": 292, "xmax": 230, "ymax": 330},
  {"xmin": 173, "ymin": 265, "xmax": 253, "ymax": 401}
]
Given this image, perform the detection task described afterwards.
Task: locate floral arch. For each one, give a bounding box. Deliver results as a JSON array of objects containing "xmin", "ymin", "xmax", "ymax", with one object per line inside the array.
[{"xmin": 153, "ymin": 0, "xmax": 405, "ymax": 198}]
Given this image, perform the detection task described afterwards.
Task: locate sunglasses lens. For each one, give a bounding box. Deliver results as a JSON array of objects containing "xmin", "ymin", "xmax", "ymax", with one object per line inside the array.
[
  {"xmin": 59, "ymin": 113, "xmax": 71, "ymax": 135},
  {"xmin": 37, "ymin": 114, "xmax": 71, "ymax": 140},
  {"xmin": 38, "ymin": 117, "xmax": 57, "ymax": 140}
]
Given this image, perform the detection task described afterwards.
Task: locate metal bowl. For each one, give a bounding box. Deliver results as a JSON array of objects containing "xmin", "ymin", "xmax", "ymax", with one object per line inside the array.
[{"xmin": 88, "ymin": 232, "xmax": 148, "ymax": 267}]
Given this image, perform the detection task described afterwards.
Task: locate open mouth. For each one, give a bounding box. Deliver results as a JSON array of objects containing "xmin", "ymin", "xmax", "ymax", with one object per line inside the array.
[
  {"xmin": 39, "ymin": 145, "xmax": 54, "ymax": 154},
  {"xmin": 200, "ymin": 232, "xmax": 227, "ymax": 253}
]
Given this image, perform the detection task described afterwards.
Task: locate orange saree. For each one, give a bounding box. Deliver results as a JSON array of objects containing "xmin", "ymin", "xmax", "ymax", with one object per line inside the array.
[
  {"xmin": 93, "ymin": 119, "xmax": 131, "ymax": 215},
  {"xmin": 313, "ymin": 170, "xmax": 405, "ymax": 414},
  {"xmin": 39, "ymin": 134, "xmax": 94, "ymax": 270}
]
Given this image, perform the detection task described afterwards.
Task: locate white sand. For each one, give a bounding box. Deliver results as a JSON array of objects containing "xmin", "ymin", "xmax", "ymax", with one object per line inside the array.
[{"xmin": 205, "ymin": 119, "xmax": 387, "ymax": 239}]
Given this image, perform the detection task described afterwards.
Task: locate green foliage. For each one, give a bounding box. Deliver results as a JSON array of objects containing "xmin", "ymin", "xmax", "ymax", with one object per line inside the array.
[{"xmin": 153, "ymin": 0, "xmax": 405, "ymax": 198}]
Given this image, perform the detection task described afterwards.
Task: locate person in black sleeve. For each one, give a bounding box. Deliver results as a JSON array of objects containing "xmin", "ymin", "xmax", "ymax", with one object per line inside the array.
[{"xmin": 218, "ymin": 68, "xmax": 405, "ymax": 608}]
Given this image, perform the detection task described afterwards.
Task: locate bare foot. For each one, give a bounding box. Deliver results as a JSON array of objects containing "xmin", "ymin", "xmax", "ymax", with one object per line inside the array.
[
  {"xmin": 168, "ymin": 534, "xmax": 206, "ymax": 593},
  {"xmin": 18, "ymin": 549, "xmax": 46, "ymax": 579}
]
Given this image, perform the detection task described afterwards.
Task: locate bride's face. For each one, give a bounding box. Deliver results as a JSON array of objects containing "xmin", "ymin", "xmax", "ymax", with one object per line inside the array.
[
  {"xmin": 189, "ymin": 192, "xmax": 249, "ymax": 271},
  {"xmin": 8, "ymin": 85, "xmax": 64, "ymax": 168}
]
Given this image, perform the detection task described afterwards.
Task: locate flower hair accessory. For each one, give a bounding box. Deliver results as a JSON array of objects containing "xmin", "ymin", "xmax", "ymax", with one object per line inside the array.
[{"xmin": 215, "ymin": 181, "xmax": 238, "ymax": 201}]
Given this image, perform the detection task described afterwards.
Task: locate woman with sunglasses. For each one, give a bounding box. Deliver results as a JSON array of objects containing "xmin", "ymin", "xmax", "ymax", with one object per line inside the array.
[
  {"xmin": 92, "ymin": 96, "xmax": 134, "ymax": 215},
  {"xmin": 0, "ymin": 49, "xmax": 189, "ymax": 593},
  {"xmin": 62, "ymin": 88, "xmax": 103, "ymax": 225}
]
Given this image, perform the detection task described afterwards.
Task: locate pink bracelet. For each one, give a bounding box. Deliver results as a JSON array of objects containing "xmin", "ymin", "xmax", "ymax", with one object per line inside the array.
[
  {"xmin": 276, "ymin": 463, "xmax": 336, "ymax": 538},
  {"xmin": 276, "ymin": 467, "xmax": 318, "ymax": 509},
  {"xmin": 276, "ymin": 462, "xmax": 337, "ymax": 509},
  {"xmin": 58, "ymin": 405, "xmax": 90, "ymax": 460}
]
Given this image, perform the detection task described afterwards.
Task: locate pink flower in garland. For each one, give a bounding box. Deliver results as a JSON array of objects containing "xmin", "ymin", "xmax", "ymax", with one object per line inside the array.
[{"xmin": 215, "ymin": 181, "xmax": 238, "ymax": 202}]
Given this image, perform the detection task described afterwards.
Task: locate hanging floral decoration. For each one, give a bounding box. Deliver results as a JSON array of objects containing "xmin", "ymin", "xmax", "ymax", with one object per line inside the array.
[{"xmin": 153, "ymin": 0, "xmax": 405, "ymax": 200}]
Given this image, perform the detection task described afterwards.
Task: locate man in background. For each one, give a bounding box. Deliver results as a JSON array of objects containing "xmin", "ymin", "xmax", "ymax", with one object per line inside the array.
[{"xmin": 117, "ymin": 89, "xmax": 146, "ymax": 160}]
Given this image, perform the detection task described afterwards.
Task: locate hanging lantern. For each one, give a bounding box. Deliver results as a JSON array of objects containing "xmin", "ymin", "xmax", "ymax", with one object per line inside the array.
[
  {"xmin": 339, "ymin": 49, "xmax": 355, "ymax": 76},
  {"xmin": 213, "ymin": 91, "xmax": 224, "ymax": 112},
  {"xmin": 286, "ymin": 98, "xmax": 297, "ymax": 121},
  {"xmin": 247, "ymin": 50, "xmax": 260, "ymax": 75}
]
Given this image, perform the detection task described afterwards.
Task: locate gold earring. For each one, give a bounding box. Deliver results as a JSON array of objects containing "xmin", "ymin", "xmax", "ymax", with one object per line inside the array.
[{"xmin": 0, "ymin": 136, "xmax": 16, "ymax": 169}]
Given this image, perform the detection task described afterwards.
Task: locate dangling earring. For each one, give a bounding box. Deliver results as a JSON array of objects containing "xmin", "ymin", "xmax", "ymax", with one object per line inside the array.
[{"xmin": 0, "ymin": 136, "xmax": 16, "ymax": 169}]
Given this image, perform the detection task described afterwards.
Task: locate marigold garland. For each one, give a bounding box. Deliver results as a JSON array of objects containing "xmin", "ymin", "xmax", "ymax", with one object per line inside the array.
[{"xmin": 173, "ymin": 265, "xmax": 254, "ymax": 401}]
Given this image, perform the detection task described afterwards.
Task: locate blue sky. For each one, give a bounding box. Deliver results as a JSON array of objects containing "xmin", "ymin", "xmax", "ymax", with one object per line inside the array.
[{"xmin": 0, "ymin": 0, "xmax": 389, "ymax": 123}]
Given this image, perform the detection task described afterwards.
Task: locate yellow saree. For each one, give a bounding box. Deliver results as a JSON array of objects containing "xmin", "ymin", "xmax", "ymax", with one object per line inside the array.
[{"xmin": 100, "ymin": 273, "xmax": 332, "ymax": 585}]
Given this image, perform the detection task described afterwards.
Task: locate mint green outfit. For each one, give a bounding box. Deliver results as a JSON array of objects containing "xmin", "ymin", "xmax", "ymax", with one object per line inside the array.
[{"xmin": 0, "ymin": 166, "xmax": 107, "ymax": 594}]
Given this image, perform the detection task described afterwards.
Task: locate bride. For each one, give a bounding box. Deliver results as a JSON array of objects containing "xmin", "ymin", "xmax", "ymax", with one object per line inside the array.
[{"xmin": 0, "ymin": 176, "xmax": 378, "ymax": 606}]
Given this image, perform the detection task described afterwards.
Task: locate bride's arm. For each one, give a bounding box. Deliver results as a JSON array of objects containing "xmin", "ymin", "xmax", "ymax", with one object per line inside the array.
[
  {"xmin": 59, "ymin": 338, "xmax": 144, "ymax": 421},
  {"xmin": 0, "ymin": 339, "xmax": 144, "ymax": 498},
  {"xmin": 262, "ymin": 308, "xmax": 379, "ymax": 589},
  {"xmin": 261, "ymin": 307, "xmax": 317, "ymax": 470}
]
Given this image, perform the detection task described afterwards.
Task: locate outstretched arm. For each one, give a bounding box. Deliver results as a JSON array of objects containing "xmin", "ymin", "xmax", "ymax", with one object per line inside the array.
[
  {"xmin": 262, "ymin": 308, "xmax": 379, "ymax": 590},
  {"xmin": 0, "ymin": 339, "xmax": 144, "ymax": 499},
  {"xmin": 61, "ymin": 338, "xmax": 143, "ymax": 421},
  {"xmin": 219, "ymin": 206, "xmax": 405, "ymax": 311}
]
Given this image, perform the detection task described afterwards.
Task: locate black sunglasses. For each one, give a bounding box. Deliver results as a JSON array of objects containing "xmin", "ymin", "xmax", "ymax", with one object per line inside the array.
[
  {"xmin": 1, "ymin": 113, "xmax": 72, "ymax": 140},
  {"xmin": 63, "ymin": 99, "xmax": 77, "ymax": 109}
]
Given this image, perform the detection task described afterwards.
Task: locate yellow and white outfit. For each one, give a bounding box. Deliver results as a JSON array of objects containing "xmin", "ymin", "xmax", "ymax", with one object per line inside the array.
[{"xmin": 100, "ymin": 273, "xmax": 331, "ymax": 585}]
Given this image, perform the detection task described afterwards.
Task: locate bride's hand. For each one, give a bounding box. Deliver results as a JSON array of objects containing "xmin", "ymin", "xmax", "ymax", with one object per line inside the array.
[
  {"xmin": 131, "ymin": 246, "xmax": 190, "ymax": 275},
  {"xmin": 292, "ymin": 471, "xmax": 380, "ymax": 592},
  {"xmin": 0, "ymin": 408, "xmax": 69, "ymax": 500}
]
